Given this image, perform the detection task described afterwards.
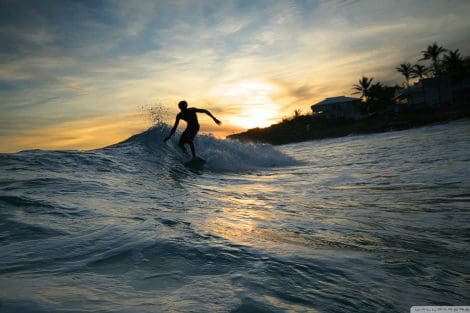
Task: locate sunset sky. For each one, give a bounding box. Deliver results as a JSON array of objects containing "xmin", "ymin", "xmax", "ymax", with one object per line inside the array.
[{"xmin": 1, "ymin": 0, "xmax": 469, "ymax": 152}]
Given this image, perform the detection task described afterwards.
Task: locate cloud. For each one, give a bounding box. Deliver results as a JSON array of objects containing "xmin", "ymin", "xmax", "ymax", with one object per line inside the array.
[{"xmin": 1, "ymin": 0, "xmax": 470, "ymax": 152}]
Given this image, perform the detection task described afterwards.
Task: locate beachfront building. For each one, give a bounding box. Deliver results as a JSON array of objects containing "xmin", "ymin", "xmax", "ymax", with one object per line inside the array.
[
  {"xmin": 394, "ymin": 76, "xmax": 452, "ymax": 110},
  {"xmin": 451, "ymin": 73, "xmax": 470, "ymax": 107},
  {"xmin": 311, "ymin": 96, "xmax": 363, "ymax": 119}
]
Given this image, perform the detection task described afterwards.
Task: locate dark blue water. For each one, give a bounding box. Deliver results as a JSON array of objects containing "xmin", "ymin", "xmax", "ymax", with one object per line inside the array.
[{"xmin": 1, "ymin": 120, "xmax": 469, "ymax": 312}]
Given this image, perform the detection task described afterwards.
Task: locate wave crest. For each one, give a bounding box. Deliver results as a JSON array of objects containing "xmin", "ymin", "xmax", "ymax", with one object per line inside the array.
[{"xmin": 109, "ymin": 123, "xmax": 298, "ymax": 171}]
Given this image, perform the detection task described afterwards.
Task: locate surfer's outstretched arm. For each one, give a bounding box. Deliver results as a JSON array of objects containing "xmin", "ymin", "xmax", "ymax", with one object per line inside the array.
[
  {"xmin": 164, "ymin": 115, "xmax": 180, "ymax": 142},
  {"xmin": 196, "ymin": 108, "xmax": 221, "ymax": 125}
]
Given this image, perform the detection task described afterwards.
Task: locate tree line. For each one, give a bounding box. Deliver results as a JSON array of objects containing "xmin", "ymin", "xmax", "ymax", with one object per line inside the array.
[
  {"xmin": 351, "ymin": 43, "xmax": 469, "ymax": 113},
  {"xmin": 231, "ymin": 44, "xmax": 469, "ymax": 143}
]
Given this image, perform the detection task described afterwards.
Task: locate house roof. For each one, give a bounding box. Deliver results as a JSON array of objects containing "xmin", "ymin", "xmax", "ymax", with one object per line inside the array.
[{"xmin": 312, "ymin": 96, "xmax": 360, "ymax": 107}]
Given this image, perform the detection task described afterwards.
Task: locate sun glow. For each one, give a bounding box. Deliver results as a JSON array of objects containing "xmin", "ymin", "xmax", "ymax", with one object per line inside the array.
[
  {"xmin": 227, "ymin": 105, "xmax": 279, "ymax": 129},
  {"xmin": 209, "ymin": 80, "xmax": 281, "ymax": 129}
]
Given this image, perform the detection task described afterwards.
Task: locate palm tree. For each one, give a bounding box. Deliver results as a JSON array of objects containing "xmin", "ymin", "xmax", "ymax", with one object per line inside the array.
[
  {"xmin": 442, "ymin": 49, "xmax": 464, "ymax": 74},
  {"xmin": 366, "ymin": 82, "xmax": 384, "ymax": 112},
  {"xmin": 368, "ymin": 82, "xmax": 384, "ymax": 100},
  {"xmin": 411, "ymin": 64, "xmax": 429, "ymax": 80},
  {"xmin": 396, "ymin": 63, "xmax": 413, "ymax": 87},
  {"xmin": 352, "ymin": 76, "xmax": 374, "ymax": 101},
  {"xmin": 420, "ymin": 42, "xmax": 447, "ymax": 76},
  {"xmin": 367, "ymin": 82, "xmax": 397, "ymax": 112}
]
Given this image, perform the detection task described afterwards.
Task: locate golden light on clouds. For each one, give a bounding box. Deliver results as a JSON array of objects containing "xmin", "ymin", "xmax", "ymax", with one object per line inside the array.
[
  {"xmin": 1, "ymin": 1, "xmax": 469, "ymax": 152},
  {"xmin": 0, "ymin": 113, "xmax": 149, "ymax": 153}
]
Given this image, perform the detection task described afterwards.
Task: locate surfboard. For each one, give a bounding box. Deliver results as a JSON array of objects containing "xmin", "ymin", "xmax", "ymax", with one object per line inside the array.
[{"xmin": 184, "ymin": 157, "xmax": 206, "ymax": 170}]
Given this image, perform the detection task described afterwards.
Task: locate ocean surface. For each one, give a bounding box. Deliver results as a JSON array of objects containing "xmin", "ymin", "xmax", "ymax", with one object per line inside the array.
[{"xmin": 1, "ymin": 120, "xmax": 469, "ymax": 313}]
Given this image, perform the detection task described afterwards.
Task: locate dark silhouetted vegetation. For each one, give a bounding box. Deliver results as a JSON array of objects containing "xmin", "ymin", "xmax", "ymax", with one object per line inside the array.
[
  {"xmin": 396, "ymin": 63, "xmax": 413, "ymax": 88},
  {"xmin": 420, "ymin": 42, "xmax": 447, "ymax": 76},
  {"xmin": 411, "ymin": 64, "xmax": 429, "ymax": 80},
  {"xmin": 352, "ymin": 76, "xmax": 374, "ymax": 101}
]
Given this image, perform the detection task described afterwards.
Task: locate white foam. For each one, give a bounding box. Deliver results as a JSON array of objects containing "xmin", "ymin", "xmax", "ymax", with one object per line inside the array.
[{"xmin": 197, "ymin": 134, "xmax": 299, "ymax": 171}]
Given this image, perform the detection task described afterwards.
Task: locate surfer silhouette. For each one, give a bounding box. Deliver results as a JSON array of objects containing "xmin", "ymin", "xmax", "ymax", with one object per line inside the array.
[{"xmin": 164, "ymin": 100, "xmax": 221, "ymax": 159}]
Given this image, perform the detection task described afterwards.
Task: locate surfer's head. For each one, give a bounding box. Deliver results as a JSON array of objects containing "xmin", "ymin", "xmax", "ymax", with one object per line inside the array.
[{"xmin": 178, "ymin": 100, "xmax": 188, "ymax": 111}]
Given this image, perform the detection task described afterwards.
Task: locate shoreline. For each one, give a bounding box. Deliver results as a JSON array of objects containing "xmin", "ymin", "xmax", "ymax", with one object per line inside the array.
[{"xmin": 227, "ymin": 107, "xmax": 470, "ymax": 145}]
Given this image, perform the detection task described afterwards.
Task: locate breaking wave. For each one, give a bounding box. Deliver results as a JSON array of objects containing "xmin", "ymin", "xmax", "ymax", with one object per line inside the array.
[{"xmin": 106, "ymin": 123, "xmax": 299, "ymax": 171}]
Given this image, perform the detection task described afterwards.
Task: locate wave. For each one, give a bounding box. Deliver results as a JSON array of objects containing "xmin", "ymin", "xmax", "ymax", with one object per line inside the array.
[
  {"xmin": 105, "ymin": 123, "xmax": 299, "ymax": 171},
  {"xmin": 1, "ymin": 123, "xmax": 298, "ymax": 174}
]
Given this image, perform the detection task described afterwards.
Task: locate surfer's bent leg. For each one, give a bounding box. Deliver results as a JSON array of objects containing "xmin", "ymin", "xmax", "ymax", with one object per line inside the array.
[
  {"xmin": 180, "ymin": 126, "xmax": 198, "ymax": 159},
  {"xmin": 178, "ymin": 138, "xmax": 188, "ymax": 155},
  {"xmin": 188, "ymin": 142, "xmax": 196, "ymax": 159}
]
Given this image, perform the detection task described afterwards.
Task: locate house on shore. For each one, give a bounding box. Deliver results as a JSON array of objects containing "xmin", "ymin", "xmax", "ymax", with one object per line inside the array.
[
  {"xmin": 450, "ymin": 73, "xmax": 470, "ymax": 107},
  {"xmin": 394, "ymin": 76, "xmax": 454, "ymax": 110},
  {"xmin": 311, "ymin": 96, "xmax": 363, "ymax": 119}
]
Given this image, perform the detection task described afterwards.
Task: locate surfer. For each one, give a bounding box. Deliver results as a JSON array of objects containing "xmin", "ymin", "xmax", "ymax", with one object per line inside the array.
[{"xmin": 164, "ymin": 100, "xmax": 221, "ymax": 159}]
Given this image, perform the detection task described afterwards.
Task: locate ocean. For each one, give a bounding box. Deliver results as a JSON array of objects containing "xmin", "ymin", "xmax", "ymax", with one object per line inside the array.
[{"xmin": 1, "ymin": 120, "xmax": 469, "ymax": 313}]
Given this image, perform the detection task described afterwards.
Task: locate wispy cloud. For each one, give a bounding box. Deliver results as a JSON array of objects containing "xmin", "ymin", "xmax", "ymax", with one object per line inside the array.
[{"xmin": 1, "ymin": 0, "xmax": 469, "ymax": 151}]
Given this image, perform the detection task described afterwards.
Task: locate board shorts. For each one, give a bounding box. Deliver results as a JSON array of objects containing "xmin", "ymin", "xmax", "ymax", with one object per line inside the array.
[{"xmin": 180, "ymin": 124, "xmax": 200, "ymax": 143}]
